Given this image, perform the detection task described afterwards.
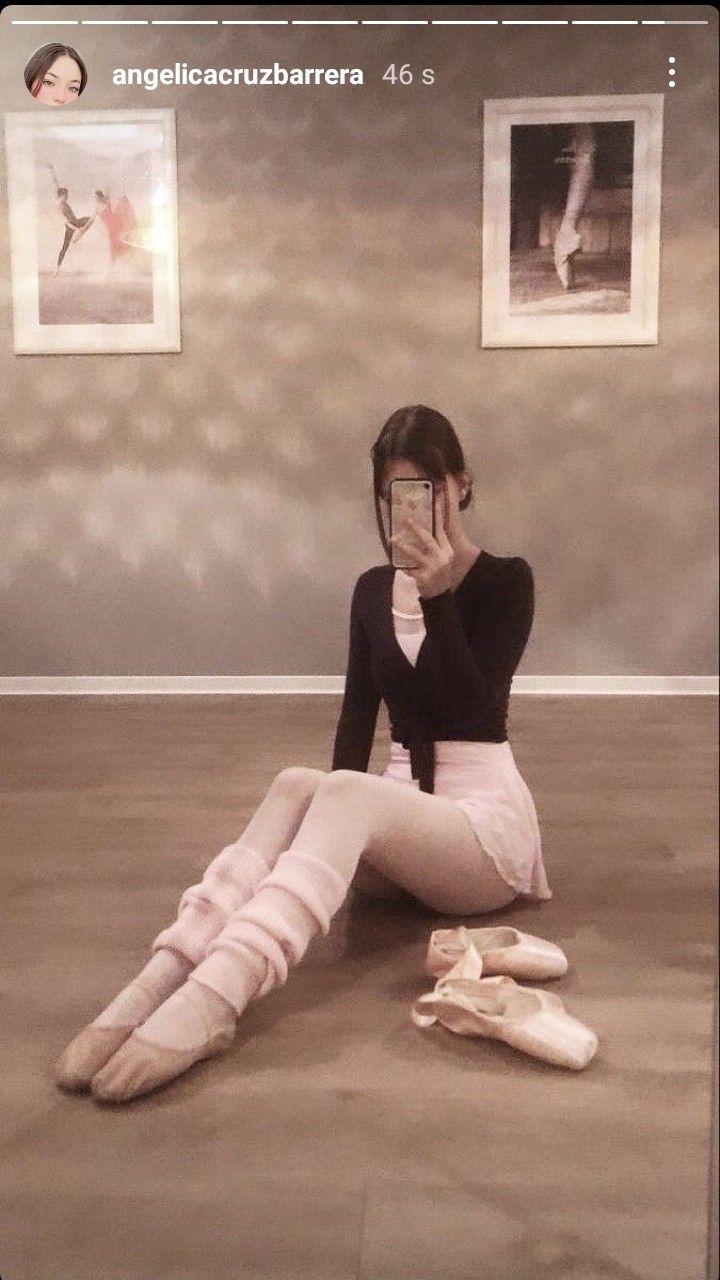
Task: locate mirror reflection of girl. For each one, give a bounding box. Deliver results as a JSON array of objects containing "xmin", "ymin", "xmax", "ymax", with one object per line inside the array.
[
  {"xmin": 56, "ymin": 405, "xmax": 551, "ymax": 1103},
  {"xmin": 24, "ymin": 43, "xmax": 87, "ymax": 107},
  {"xmin": 48, "ymin": 165, "xmax": 95, "ymax": 277}
]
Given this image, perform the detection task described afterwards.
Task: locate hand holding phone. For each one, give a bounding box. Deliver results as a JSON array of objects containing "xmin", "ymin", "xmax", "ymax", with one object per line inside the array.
[
  {"xmin": 389, "ymin": 480, "xmax": 457, "ymax": 599},
  {"xmin": 389, "ymin": 478, "xmax": 435, "ymax": 569}
]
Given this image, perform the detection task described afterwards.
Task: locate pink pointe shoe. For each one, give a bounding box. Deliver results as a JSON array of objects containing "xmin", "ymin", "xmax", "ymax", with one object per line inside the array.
[
  {"xmin": 413, "ymin": 946, "xmax": 597, "ymax": 1071},
  {"xmin": 426, "ymin": 924, "xmax": 569, "ymax": 982}
]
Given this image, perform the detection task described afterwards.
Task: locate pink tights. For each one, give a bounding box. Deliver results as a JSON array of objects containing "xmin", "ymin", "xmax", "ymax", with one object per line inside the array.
[{"xmin": 151, "ymin": 767, "xmax": 518, "ymax": 1016}]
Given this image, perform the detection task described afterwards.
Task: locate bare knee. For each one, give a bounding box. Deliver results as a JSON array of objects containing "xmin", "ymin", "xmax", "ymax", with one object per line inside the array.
[{"xmin": 269, "ymin": 766, "xmax": 327, "ymax": 806}]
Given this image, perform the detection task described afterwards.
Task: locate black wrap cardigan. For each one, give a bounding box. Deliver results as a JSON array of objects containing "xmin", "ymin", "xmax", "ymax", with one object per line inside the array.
[{"xmin": 331, "ymin": 550, "xmax": 534, "ymax": 793}]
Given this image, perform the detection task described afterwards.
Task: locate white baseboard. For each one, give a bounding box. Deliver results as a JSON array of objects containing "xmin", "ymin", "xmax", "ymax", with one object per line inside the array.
[
  {"xmin": 515, "ymin": 676, "xmax": 719, "ymax": 695},
  {"xmin": 0, "ymin": 676, "xmax": 717, "ymax": 695}
]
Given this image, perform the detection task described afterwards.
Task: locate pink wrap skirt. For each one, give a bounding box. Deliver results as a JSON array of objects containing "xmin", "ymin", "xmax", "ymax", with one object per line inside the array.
[{"xmin": 381, "ymin": 739, "xmax": 552, "ymax": 901}]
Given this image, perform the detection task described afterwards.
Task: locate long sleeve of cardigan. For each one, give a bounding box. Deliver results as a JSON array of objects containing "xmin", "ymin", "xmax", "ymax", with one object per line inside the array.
[
  {"xmin": 331, "ymin": 576, "xmax": 381, "ymax": 773},
  {"xmin": 417, "ymin": 557, "xmax": 535, "ymax": 721}
]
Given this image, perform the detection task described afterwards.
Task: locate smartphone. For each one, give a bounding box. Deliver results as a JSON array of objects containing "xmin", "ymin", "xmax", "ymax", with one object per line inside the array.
[{"xmin": 389, "ymin": 478, "xmax": 435, "ymax": 569}]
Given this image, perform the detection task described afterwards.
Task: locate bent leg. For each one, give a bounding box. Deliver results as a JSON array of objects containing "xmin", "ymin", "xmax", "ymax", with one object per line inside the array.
[
  {"xmin": 71, "ymin": 214, "xmax": 95, "ymax": 243},
  {"xmin": 193, "ymin": 769, "xmax": 518, "ymax": 1015},
  {"xmin": 327, "ymin": 771, "xmax": 520, "ymax": 916}
]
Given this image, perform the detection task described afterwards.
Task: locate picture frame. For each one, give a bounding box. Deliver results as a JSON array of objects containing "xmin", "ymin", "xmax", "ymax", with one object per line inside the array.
[
  {"xmin": 4, "ymin": 108, "xmax": 180, "ymax": 354},
  {"xmin": 481, "ymin": 94, "xmax": 664, "ymax": 348}
]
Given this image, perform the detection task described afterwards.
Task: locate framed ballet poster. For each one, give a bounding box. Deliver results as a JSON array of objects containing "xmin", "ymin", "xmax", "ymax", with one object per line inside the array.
[
  {"xmin": 481, "ymin": 94, "xmax": 664, "ymax": 348},
  {"xmin": 4, "ymin": 108, "xmax": 180, "ymax": 354}
]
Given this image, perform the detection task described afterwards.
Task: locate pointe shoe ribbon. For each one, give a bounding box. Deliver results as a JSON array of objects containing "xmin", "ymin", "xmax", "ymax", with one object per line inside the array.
[
  {"xmin": 412, "ymin": 947, "xmax": 598, "ymax": 1071},
  {"xmin": 426, "ymin": 924, "xmax": 568, "ymax": 982}
]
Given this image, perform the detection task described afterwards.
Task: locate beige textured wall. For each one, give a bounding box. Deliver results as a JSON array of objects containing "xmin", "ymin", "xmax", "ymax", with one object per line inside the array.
[{"xmin": 1, "ymin": 4, "xmax": 717, "ymax": 676}]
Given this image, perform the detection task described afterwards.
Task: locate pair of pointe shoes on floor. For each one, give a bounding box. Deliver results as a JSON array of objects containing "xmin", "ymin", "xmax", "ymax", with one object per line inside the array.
[{"xmin": 415, "ymin": 926, "xmax": 598, "ymax": 1071}]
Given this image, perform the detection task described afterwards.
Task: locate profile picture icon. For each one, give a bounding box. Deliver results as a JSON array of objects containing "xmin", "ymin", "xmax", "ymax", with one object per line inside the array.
[{"xmin": 24, "ymin": 43, "xmax": 87, "ymax": 106}]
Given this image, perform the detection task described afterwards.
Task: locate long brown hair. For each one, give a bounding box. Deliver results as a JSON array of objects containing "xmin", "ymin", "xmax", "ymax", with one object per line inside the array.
[
  {"xmin": 24, "ymin": 44, "xmax": 88, "ymax": 98},
  {"xmin": 370, "ymin": 405, "xmax": 474, "ymax": 562}
]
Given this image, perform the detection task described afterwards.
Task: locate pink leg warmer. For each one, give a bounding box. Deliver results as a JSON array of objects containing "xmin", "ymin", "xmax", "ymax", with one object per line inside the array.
[
  {"xmin": 150, "ymin": 842, "xmax": 273, "ymax": 966},
  {"xmin": 189, "ymin": 847, "xmax": 350, "ymax": 1015},
  {"xmin": 147, "ymin": 768, "xmax": 326, "ymax": 966}
]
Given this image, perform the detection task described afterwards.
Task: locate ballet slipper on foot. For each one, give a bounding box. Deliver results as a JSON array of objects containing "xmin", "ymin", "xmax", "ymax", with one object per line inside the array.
[
  {"xmin": 90, "ymin": 1021, "xmax": 236, "ymax": 1102},
  {"xmin": 413, "ymin": 948, "xmax": 597, "ymax": 1071},
  {"xmin": 90, "ymin": 981, "xmax": 237, "ymax": 1102},
  {"xmin": 55, "ymin": 1024, "xmax": 135, "ymax": 1092},
  {"xmin": 55, "ymin": 950, "xmax": 192, "ymax": 1091},
  {"xmin": 426, "ymin": 924, "xmax": 568, "ymax": 982},
  {"xmin": 553, "ymin": 225, "xmax": 582, "ymax": 289}
]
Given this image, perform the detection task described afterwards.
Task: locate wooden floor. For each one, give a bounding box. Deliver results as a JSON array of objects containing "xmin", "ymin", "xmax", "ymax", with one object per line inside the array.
[{"xmin": 0, "ymin": 695, "xmax": 717, "ymax": 1280}]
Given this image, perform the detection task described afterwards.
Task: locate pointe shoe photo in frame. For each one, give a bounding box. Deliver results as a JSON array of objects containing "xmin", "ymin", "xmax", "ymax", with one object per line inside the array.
[{"xmin": 552, "ymin": 224, "xmax": 583, "ymax": 290}]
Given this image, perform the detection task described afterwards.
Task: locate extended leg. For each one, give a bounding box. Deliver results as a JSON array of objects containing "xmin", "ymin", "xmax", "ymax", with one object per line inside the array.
[
  {"xmin": 553, "ymin": 123, "xmax": 596, "ymax": 289},
  {"xmin": 92, "ymin": 771, "xmax": 518, "ymax": 1100},
  {"xmin": 54, "ymin": 226, "xmax": 74, "ymax": 275},
  {"xmin": 55, "ymin": 766, "xmax": 325, "ymax": 1090}
]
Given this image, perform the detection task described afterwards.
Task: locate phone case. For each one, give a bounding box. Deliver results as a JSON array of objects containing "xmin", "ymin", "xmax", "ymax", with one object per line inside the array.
[{"xmin": 389, "ymin": 479, "xmax": 435, "ymax": 569}]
